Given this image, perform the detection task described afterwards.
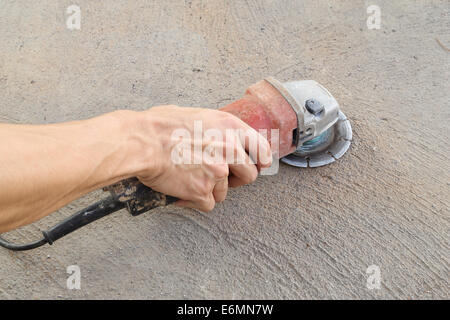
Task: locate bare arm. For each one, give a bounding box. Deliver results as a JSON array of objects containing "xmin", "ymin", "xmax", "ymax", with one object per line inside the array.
[
  {"xmin": 0, "ymin": 110, "xmax": 150, "ymax": 232},
  {"xmin": 0, "ymin": 106, "xmax": 271, "ymax": 233}
]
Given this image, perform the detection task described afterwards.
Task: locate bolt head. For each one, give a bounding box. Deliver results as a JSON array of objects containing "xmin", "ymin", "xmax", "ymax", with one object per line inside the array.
[{"xmin": 305, "ymin": 99, "xmax": 324, "ymax": 115}]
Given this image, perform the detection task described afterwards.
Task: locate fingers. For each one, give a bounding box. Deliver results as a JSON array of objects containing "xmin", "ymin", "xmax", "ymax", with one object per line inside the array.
[
  {"xmin": 226, "ymin": 142, "xmax": 258, "ymax": 188},
  {"xmin": 244, "ymin": 131, "xmax": 272, "ymax": 169},
  {"xmin": 232, "ymin": 119, "xmax": 273, "ymax": 169},
  {"xmin": 175, "ymin": 172, "xmax": 228, "ymax": 212},
  {"xmin": 212, "ymin": 177, "xmax": 228, "ymax": 202},
  {"xmin": 148, "ymin": 108, "xmax": 273, "ymax": 213},
  {"xmin": 175, "ymin": 193, "xmax": 216, "ymax": 212},
  {"xmin": 218, "ymin": 112, "xmax": 272, "ymax": 169},
  {"xmin": 228, "ymin": 163, "xmax": 258, "ymax": 187}
]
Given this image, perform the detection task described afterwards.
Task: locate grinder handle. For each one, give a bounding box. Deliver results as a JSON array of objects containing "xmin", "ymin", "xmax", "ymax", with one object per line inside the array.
[{"xmin": 105, "ymin": 178, "xmax": 178, "ymax": 216}]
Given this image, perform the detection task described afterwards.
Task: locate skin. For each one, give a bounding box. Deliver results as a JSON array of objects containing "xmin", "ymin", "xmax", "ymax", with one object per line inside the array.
[{"xmin": 0, "ymin": 105, "xmax": 272, "ymax": 233}]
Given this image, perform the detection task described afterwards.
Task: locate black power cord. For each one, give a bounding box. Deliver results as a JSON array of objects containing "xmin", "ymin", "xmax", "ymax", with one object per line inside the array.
[
  {"xmin": 0, "ymin": 196, "xmax": 125, "ymax": 251},
  {"xmin": 0, "ymin": 236, "xmax": 48, "ymax": 251},
  {"xmin": 0, "ymin": 178, "xmax": 178, "ymax": 251}
]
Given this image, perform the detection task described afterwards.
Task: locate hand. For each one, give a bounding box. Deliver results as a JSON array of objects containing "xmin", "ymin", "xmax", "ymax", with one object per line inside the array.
[{"xmin": 136, "ymin": 105, "xmax": 272, "ymax": 212}]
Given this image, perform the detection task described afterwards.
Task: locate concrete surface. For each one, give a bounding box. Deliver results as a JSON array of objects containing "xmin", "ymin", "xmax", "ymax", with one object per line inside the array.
[{"xmin": 0, "ymin": 0, "xmax": 449, "ymax": 299}]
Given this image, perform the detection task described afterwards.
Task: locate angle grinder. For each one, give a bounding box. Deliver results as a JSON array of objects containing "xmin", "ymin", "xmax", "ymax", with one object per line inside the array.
[{"xmin": 0, "ymin": 77, "xmax": 352, "ymax": 251}]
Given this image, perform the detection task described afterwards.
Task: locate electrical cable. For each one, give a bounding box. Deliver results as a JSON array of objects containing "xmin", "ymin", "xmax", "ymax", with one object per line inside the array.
[
  {"xmin": 0, "ymin": 196, "xmax": 125, "ymax": 251},
  {"xmin": 0, "ymin": 236, "xmax": 47, "ymax": 251}
]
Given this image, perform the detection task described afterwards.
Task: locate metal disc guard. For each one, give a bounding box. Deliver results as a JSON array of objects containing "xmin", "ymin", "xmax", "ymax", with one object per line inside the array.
[{"xmin": 281, "ymin": 111, "xmax": 352, "ymax": 167}]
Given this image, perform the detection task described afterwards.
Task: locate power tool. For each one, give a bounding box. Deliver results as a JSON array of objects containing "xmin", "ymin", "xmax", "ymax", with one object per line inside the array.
[{"xmin": 0, "ymin": 77, "xmax": 352, "ymax": 251}]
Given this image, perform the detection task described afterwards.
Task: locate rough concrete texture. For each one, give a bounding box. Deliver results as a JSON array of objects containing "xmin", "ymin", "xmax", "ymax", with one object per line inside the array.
[{"xmin": 0, "ymin": 0, "xmax": 449, "ymax": 299}]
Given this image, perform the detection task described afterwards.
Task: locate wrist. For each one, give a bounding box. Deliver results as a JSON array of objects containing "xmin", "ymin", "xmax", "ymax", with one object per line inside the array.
[{"xmin": 108, "ymin": 109, "xmax": 165, "ymax": 182}]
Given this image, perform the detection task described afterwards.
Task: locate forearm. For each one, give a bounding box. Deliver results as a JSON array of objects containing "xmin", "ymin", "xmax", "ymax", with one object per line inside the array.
[{"xmin": 0, "ymin": 110, "xmax": 153, "ymax": 233}]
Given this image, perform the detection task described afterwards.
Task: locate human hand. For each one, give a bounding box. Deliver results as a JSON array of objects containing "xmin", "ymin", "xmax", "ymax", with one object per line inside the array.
[{"xmin": 135, "ymin": 105, "xmax": 272, "ymax": 212}]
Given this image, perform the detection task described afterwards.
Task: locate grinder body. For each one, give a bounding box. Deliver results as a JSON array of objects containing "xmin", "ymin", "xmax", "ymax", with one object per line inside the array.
[{"xmin": 220, "ymin": 79, "xmax": 298, "ymax": 158}]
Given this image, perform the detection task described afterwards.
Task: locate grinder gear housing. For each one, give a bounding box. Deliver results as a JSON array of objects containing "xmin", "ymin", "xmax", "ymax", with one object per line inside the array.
[{"xmin": 221, "ymin": 77, "xmax": 352, "ymax": 167}]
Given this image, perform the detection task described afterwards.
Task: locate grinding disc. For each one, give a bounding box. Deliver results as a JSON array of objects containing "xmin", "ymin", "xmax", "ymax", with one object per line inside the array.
[{"xmin": 281, "ymin": 111, "xmax": 352, "ymax": 168}]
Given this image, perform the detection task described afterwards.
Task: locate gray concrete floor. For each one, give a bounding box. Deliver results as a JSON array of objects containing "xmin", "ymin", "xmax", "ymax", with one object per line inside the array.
[{"xmin": 0, "ymin": 0, "xmax": 449, "ymax": 299}]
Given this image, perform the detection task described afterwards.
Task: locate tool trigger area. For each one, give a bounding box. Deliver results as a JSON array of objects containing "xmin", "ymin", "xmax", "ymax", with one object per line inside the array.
[{"xmin": 106, "ymin": 178, "xmax": 178, "ymax": 216}]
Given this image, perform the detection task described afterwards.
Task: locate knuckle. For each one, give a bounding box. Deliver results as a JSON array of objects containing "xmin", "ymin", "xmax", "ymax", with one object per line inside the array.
[
  {"xmin": 214, "ymin": 164, "xmax": 229, "ymax": 179},
  {"xmin": 199, "ymin": 186, "xmax": 210, "ymax": 197},
  {"xmin": 197, "ymin": 180, "xmax": 213, "ymax": 197},
  {"xmin": 221, "ymin": 113, "xmax": 241, "ymax": 128},
  {"xmin": 218, "ymin": 110, "xmax": 234, "ymax": 119},
  {"xmin": 203, "ymin": 201, "xmax": 215, "ymax": 212},
  {"xmin": 216, "ymin": 194, "xmax": 227, "ymax": 203},
  {"xmin": 247, "ymin": 168, "xmax": 258, "ymax": 182}
]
